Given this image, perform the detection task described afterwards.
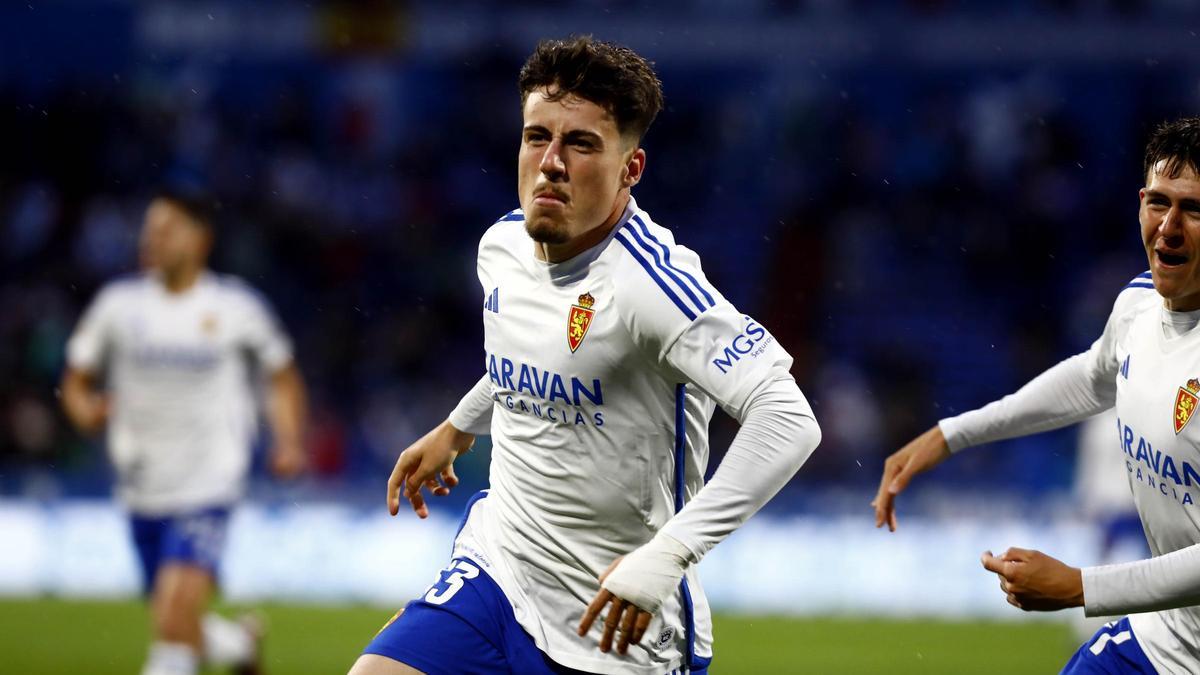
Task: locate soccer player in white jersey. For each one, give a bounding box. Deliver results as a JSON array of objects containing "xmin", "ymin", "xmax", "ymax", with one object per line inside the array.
[
  {"xmin": 61, "ymin": 191, "xmax": 309, "ymax": 675},
  {"xmin": 873, "ymin": 118, "xmax": 1200, "ymax": 673},
  {"xmin": 349, "ymin": 37, "xmax": 821, "ymax": 675}
]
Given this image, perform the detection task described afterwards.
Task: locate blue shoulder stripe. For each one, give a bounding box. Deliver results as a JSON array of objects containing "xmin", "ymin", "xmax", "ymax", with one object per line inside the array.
[
  {"xmin": 632, "ymin": 215, "xmax": 716, "ymax": 308},
  {"xmin": 497, "ymin": 210, "xmax": 524, "ymax": 223},
  {"xmin": 1124, "ymin": 270, "xmax": 1154, "ymax": 290},
  {"xmin": 1136, "ymin": 271, "xmax": 1151, "ymax": 279},
  {"xmin": 621, "ymin": 223, "xmax": 708, "ymax": 315},
  {"xmin": 1124, "ymin": 282, "xmax": 1155, "ymax": 290},
  {"xmin": 615, "ymin": 231, "xmax": 698, "ymax": 321}
]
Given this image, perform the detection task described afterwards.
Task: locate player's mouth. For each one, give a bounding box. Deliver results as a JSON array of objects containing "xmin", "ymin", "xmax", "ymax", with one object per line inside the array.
[
  {"xmin": 1156, "ymin": 248, "xmax": 1190, "ymax": 268},
  {"xmin": 534, "ymin": 189, "xmax": 568, "ymax": 207}
]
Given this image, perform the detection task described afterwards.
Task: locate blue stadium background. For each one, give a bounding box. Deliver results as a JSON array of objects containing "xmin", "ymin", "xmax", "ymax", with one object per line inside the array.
[{"xmin": 1, "ymin": 1, "xmax": 1191, "ymax": 526}]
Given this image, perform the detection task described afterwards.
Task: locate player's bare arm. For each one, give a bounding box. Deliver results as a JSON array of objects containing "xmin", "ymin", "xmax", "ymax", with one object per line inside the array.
[
  {"xmin": 387, "ymin": 419, "xmax": 474, "ymax": 519},
  {"xmin": 59, "ymin": 366, "xmax": 109, "ymax": 436},
  {"xmin": 872, "ymin": 425, "xmax": 950, "ymax": 532},
  {"xmin": 267, "ymin": 362, "xmax": 309, "ymax": 479},
  {"xmin": 981, "ymin": 547, "xmax": 1084, "ymax": 611}
]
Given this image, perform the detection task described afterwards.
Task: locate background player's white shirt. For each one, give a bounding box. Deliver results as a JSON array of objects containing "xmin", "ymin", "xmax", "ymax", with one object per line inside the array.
[
  {"xmin": 940, "ymin": 274, "xmax": 1200, "ymax": 673},
  {"xmin": 67, "ymin": 272, "xmax": 293, "ymax": 516},
  {"xmin": 453, "ymin": 198, "xmax": 802, "ymax": 675}
]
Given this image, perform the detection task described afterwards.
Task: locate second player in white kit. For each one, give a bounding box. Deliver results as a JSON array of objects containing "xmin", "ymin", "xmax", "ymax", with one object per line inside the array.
[{"xmin": 875, "ymin": 118, "xmax": 1200, "ymax": 673}]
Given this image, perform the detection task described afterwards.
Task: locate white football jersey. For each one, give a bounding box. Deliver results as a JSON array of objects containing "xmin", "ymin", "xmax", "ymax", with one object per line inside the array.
[
  {"xmin": 67, "ymin": 272, "xmax": 293, "ymax": 515},
  {"xmin": 452, "ymin": 197, "xmax": 795, "ymax": 674},
  {"xmin": 1105, "ymin": 275, "xmax": 1200, "ymax": 672}
]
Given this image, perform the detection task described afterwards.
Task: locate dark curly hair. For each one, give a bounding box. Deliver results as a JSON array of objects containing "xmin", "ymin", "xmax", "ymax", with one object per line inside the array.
[
  {"xmin": 1144, "ymin": 117, "xmax": 1200, "ymax": 180},
  {"xmin": 518, "ymin": 36, "xmax": 664, "ymax": 144}
]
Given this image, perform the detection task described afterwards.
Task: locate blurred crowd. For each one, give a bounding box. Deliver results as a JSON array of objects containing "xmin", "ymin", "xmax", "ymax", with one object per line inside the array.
[{"xmin": 2, "ymin": 0, "xmax": 1195, "ymax": 511}]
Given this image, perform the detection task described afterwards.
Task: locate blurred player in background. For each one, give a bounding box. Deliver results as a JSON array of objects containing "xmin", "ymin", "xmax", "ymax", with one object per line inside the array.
[
  {"xmin": 874, "ymin": 118, "xmax": 1200, "ymax": 673},
  {"xmin": 61, "ymin": 191, "xmax": 309, "ymax": 675},
  {"xmin": 350, "ymin": 37, "xmax": 821, "ymax": 675}
]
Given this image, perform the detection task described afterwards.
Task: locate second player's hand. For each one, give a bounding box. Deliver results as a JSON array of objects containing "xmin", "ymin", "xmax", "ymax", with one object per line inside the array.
[
  {"xmin": 578, "ymin": 556, "xmax": 653, "ymax": 656},
  {"xmin": 387, "ymin": 420, "xmax": 474, "ymax": 519},
  {"xmin": 270, "ymin": 443, "xmax": 307, "ymax": 479},
  {"xmin": 872, "ymin": 425, "xmax": 951, "ymax": 531},
  {"xmin": 981, "ymin": 547, "xmax": 1084, "ymax": 611}
]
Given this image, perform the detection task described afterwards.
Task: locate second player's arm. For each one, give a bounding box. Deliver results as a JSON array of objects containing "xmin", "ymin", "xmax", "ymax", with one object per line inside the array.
[
  {"xmin": 60, "ymin": 367, "xmax": 108, "ymax": 435},
  {"xmin": 266, "ymin": 362, "xmax": 309, "ymax": 478},
  {"xmin": 874, "ymin": 345, "xmax": 1118, "ymax": 531}
]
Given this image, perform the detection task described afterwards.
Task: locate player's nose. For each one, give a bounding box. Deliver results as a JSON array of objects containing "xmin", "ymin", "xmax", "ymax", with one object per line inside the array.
[
  {"xmin": 1160, "ymin": 205, "xmax": 1184, "ymax": 235},
  {"xmin": 539, "ymin": 139, "xmax": 567, "ymax": 179}
]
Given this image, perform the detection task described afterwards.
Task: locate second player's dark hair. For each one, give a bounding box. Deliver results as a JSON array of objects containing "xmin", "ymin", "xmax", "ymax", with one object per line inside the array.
[
  {"xmin": 1144, "ymin": 117, "xmax": 1200, "ymax": 180},
  {"xmin": 154, "ymin": 188, "xmax": 218, "ymax": 230},
  {"xmin": 518, "ymin": 36, "xmax": 664, "ymax": 143}
]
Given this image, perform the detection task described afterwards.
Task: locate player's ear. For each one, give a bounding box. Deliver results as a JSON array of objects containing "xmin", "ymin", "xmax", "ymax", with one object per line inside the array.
[{"xmin": 622, "ymin": 147, "xmax": 646, "ymax": 189}]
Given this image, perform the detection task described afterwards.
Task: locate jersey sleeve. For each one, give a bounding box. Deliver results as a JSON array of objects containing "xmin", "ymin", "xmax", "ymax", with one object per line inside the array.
[
  {"xmin": 231, "ymin": 281, "xmax": 293, "ymax": 373},
  {"xmin": 1083, "ymin": 543, "xmax": 1200, "ymax": 616},
  {"xmin": 612, "ymin": 235, "xmax": 793, "ymax": 419},
  {"xmin": 939, "ymin": 275, "xmax": 1157, "ymax": 452},
  {"xmin": 66, "ymin": 284, "xmax": 120, "ymax": 372},
  {"xmin": 447, "ymin": 374, "xmax": 494, "ymax": 436}
]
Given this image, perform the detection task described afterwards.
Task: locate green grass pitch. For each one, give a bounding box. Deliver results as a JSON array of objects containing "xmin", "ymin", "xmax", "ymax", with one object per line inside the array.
[{"xmin": 0, "ymin": 598, "xmax": 1076, "ymax": 673}]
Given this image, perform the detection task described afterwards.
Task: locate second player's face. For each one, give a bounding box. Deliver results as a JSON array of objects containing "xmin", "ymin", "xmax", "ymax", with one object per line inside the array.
[
  {"xmin": 1140, "ymin": 162, "xmax": 1200, "ymax": 311},
  {"xmin": 139, "ymin": 199, "xmax": 208, "ymax": 274},
  {"xmin": 518, "ymin": 88, "xmax": 635, "ymax": 251}
]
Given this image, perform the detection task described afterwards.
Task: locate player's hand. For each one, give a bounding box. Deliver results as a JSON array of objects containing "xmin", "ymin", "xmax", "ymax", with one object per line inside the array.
[
  {"xmin": 872, "ymin": 425, "xmax": 951, "ymax": 531},
  {"xmin": 270, "ymin": 442, "xmax": 307, "ymax": 480},
  {"xmin": 981, "ymin": 547, "xmax": 1084, "ymax": 611},
  {"xmin": 578, "ymin": 556, "xmax": 653, "ymax": 656},
  {"xmin": 71, "ymin": 393, "xmax": 110, "ymax": 436},
  {"xmin": 387, "ymin": 420, "xmax": 474, "ymax": 519}
]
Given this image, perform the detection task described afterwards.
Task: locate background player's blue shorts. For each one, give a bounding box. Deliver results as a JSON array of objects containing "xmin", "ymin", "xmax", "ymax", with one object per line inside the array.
[
  {"xmin": 1061, "ymin": 617, "xmax": 1156, "ymax": 674},
  {"xmin": 129, "ymin": 505, "xmax": 231, "ymax": 593}
]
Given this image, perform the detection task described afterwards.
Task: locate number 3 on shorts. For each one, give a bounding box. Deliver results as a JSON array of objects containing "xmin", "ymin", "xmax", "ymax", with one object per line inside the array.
[{"xmin": 424, "ymin": 559, "xmax": 481, "ymax": 605}]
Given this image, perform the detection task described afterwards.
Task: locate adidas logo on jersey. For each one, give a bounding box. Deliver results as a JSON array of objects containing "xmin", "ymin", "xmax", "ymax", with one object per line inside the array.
[{"xmin": 484, "ymin": 287, "xmax": 500, "ymax": 313}]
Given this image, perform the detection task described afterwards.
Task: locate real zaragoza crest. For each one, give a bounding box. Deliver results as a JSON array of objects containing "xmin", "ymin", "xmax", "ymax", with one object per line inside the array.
[
  {"xmin": 1175, "ymin": 378, "xmax": 1200, "ymax": 435},
  {"xmin": 567, "ymin": 292, "xmax": 595, "ymax": 353}
]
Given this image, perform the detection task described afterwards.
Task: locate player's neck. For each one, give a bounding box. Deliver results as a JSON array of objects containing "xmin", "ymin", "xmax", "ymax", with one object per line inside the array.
[
  {"xmin": 538, "ymin": 193, "xmax": 630, "ymax": 263},
  {"xmin": 160, "ymin": 265, "xmax": 203, "ymax": 294}
]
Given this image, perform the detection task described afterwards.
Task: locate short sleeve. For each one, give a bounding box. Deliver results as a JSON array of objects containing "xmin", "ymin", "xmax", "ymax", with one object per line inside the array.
[
  {"xmin": 66, "ymin": 285, "xmax": 119, "ymax": 372},
  {"xmin": 613, "ymin": 219, "xmax": 794, "ymax": 418},
  {"xmin": 231, "ymin": 282, "xmax": 293, "ymax": 373}
]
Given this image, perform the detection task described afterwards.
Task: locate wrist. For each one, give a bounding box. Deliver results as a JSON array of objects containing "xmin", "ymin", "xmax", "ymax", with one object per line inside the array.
[{"xmin": 441, "ymin": 419, "xmax": 476, "ymax": 452}]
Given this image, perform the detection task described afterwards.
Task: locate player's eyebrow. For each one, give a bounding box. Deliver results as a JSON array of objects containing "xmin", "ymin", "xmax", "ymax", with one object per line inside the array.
[
  {"xmin": 522, "ymin": 125, "xmax": 604, "ymax": 146},
  {"xmin": 1145, "ymin": 190, "xmax": 1200, "ymax": 210},
  {"xmin": 562, "ymin": 129, "xmax": 604, "ymax": 146}
]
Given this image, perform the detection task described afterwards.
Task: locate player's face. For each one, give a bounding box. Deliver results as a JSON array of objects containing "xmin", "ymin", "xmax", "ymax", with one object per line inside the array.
[
  {"xmin": 139, "ymin": 199, "xmax": 210, "ymax": 274},
  {"xmin": 518, "ymin": 88, "xmax": 642, "ymax": 252},
  {"xmin": 1140, "ymin": 162, "xmax": 1200, "ymax": 311}
]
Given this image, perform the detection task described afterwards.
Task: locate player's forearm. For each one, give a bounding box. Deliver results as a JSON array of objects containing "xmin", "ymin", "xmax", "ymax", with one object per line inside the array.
[
  {"xmin": 939, "ymin": 351, "xmax": 1113, "ymax": 453},
  {"xmin": 1083, "ymin": 543, "xmax": 1200, "ymax": 616},
  {"xmin": 60, "ymin": 368, "xmax": 106, "ymax": 435},
  {"xmin": 268, "ymin": 363, "xmax": 308, "ymax": 450},
  {"xmin": 447, "ymin": 374, "xmax": 494, "ymax": 436},
  {"xmin": 658, "ymin": 374, "xmax": 820, "ymax": 561}
]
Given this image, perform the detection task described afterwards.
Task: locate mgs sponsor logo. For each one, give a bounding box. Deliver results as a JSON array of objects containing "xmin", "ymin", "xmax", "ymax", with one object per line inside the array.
[{"xmin": 712, "ymin": 317, "xmax": 773, "ymax": 374}]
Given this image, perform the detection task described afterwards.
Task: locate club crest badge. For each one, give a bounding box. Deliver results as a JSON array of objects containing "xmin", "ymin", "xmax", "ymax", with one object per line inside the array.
[
  {"xmin": 1175, "ymin": 378, "xmax": 1200, "ymax": 435},
  {"xmin": 567, "ymin": 292, "xmax": 596, "ymax": 353}
]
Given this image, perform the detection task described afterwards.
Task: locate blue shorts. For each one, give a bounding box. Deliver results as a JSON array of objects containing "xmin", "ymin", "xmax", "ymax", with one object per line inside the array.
[
  {"xmin": 365, "ymin": 492, "xmax": 710, "ymax": 675},
  {"xmin": 129, "ymin": 506, "xmax": 231, "ymax": 593},
  {"xmin": 364, "ymin": 557, "xmax": 591, "ymax": 674},
  {"xmin": 1061, "ymin": 617, "xmax": 1156, "ymax": 674}
]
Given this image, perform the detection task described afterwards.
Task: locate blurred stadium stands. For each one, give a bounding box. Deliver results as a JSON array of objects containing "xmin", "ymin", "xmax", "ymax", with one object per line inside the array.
[{"xmin": 0, "ymin": 0, "xmax": 1193, "ymax": 611}]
